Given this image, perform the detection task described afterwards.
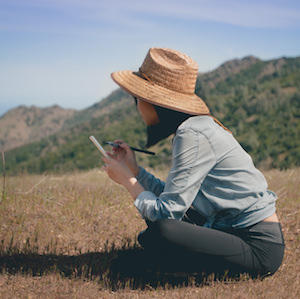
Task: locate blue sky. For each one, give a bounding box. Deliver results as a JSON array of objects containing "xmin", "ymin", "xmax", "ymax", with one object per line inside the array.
[{"xmin": 0, "ymin": 0, "xmax": 299, "ymax": 115}]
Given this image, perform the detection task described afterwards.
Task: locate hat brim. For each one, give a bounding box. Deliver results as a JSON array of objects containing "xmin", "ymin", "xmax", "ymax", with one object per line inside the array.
[{"xmin": 111, "ymin": 71, "xmax": 210, "ymax": 115}]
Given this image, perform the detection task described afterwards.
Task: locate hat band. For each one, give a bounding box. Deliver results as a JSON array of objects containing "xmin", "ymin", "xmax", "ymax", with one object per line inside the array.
[{"xmin": 138, "ymin": 68, "xmax": 155, "ymax": 85}]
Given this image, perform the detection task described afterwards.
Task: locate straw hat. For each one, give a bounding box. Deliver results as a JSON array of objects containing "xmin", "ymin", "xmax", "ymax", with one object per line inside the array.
[{"xmin": 111, "ymin": 47, "xmax": 210, "ymax": 115}]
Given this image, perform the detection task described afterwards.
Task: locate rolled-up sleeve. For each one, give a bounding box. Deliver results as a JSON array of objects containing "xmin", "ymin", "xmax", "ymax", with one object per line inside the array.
[
  {"xmin": 134, "ymin": 128, "xmax": 216, "ymax": 222},
  {"xmin": 135, "ymin": 166, "xmax": 165, "ymax": 197}
]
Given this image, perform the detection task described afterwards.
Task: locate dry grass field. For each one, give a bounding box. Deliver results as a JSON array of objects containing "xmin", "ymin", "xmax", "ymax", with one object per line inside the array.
[{"xmin": 0, "ymin": 167, "xmax": 299, "ymax": 298}]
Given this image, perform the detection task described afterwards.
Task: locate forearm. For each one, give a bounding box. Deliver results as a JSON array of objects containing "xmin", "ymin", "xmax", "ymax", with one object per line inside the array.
[{"xmin": 123, "ymin": 176, "xmax": 145, "ymax": 200}]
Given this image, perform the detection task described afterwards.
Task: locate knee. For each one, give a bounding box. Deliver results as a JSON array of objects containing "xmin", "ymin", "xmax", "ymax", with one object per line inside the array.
[
  {"xmin": 150, "ymin": 218, "xmax": 178, "ymax": 240},
  {"xmin": 138, "ymin": 218, "xmax": 176, "ymax": 248}
]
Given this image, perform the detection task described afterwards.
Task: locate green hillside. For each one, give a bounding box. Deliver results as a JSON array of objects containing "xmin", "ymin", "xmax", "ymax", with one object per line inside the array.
[
  {"xmin": 196, "ymin": 56, "xmax": 300, "ymax": 169},
  {"xmin": 1, "ymin": 55, "xmax": 300, "ymax": 174}
]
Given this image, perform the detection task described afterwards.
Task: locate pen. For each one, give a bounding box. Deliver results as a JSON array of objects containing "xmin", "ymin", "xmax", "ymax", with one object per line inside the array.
[{"xmin": 105, "ymin": 141, "xmax": 155, "ymax": 155}]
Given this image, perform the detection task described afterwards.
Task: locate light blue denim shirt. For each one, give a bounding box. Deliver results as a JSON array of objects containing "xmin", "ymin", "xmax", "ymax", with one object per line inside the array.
[{"xmin": 134, "ymin": 115, "xmax": 277, "ymax": 229}]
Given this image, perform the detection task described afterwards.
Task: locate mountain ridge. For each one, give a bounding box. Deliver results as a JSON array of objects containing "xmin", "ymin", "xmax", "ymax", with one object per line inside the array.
[
  {"xmin": 0, "ymin": 55, "xmax": 263, "ymax": 151},
  {"xmin": 0, "ymin": 105, "xmax": 76, "ymax": 151},
  {"xmin": 1, "ymin": 54, "xmax": 299, "ymax": 173}
]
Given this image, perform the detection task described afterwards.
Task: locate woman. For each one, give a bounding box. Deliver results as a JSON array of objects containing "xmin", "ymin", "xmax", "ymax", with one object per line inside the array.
[{"xmin": 102, "ymin": 47, "xmax": 285, "ymax": 278}]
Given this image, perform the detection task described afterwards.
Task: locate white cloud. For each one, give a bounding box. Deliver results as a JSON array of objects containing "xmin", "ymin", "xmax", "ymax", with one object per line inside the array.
[
  {"xmin": 0, "ymin": 0, "xmax": 299, "ymax": 112},
  {"xmin": 118, "ymin": 0, "xmax": 300, "ymax": 28},
  {"xmin": 1, "ymin": 0, "xmax": 300, "ymax": 34}
]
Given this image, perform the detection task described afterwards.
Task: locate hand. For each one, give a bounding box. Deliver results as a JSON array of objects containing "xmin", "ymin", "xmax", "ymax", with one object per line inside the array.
[
  {"xmin": 111, "ymin": 140, "xmax": 140, "ymax": 176},
  {"xmin": 102, "ymin": 153, "xmax": 134, "ymax": 185},
  {"xmin": 102, "ymin": 153, "xmax": 145, "ymax": 199}
]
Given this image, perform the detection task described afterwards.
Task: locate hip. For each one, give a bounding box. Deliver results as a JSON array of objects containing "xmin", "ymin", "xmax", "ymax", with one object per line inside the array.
[{"xmin": 220, "ymin": 220, "xmax": 285, "ymax": 245}]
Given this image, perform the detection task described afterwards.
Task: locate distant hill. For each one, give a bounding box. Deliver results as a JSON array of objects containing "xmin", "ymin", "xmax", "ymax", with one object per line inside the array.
[
  {"xmin": 0, "ymin": 89, "xmax": 142, "ymax": 152},
  {"xmin": 1, "ymin": 55, "xmax": 299, "ymax": 174},
  {"xmin": 0, "ymin": 105, "xmax": 76, "ymax": 151}
]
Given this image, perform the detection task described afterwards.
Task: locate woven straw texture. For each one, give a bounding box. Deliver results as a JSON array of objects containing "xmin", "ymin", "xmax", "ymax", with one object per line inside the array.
[{"xmin": 111, "ymin": 47, "xmax": 210, "ymax": 115}]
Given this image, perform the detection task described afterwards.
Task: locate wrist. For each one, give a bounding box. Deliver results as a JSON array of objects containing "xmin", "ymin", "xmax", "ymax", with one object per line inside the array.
[
  {"xmin": 129, "ymin": 176, "xmax": 138, "ymax": 186},
  {"xmin": 124, "ymin": 176, "xmax": 145, "ymax": 200}
]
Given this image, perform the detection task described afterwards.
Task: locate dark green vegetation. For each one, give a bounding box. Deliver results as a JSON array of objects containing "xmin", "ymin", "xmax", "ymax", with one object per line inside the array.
[
  {"xmin": 196, "ymin": 56, "xmax": 300, "ymax": 169},
  {"xmin": 1, "ymin": 55, "xmax": 300, "ymax": 174}
]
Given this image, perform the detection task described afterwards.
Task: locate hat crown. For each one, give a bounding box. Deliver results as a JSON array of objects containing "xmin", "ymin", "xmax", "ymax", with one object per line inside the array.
[{"xmin": 139, "ymin": 48, "xmax": 199, "ymax": 95}]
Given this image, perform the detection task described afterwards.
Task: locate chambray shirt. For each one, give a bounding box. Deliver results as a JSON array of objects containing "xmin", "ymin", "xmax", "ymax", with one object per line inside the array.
[{"xmin": 134, "ymin": 115, "xmax": 277, "ymax": 229}]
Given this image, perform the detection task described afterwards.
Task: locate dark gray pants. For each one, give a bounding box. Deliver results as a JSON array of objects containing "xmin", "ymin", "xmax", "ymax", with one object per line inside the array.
[{"xmin": 138, "ymin": 212, "xmax": 285, "ymax": 278}]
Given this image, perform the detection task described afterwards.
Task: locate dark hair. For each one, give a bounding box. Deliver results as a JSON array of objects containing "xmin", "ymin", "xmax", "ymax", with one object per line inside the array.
[{"xmin": 145, "ymin": 105, "xmax": 192, "ymax": 148}]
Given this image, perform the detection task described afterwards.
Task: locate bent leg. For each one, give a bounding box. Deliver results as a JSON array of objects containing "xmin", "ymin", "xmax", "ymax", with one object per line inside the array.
[{"xmin": 139, "ymin": 219, "xmax": 265, "ymax": 276}]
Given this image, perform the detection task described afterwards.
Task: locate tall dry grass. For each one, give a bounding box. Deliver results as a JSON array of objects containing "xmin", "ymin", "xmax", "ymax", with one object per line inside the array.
[{"xmin": 0, "ymin": 168, "xmax": 299, "ymax": 298}]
